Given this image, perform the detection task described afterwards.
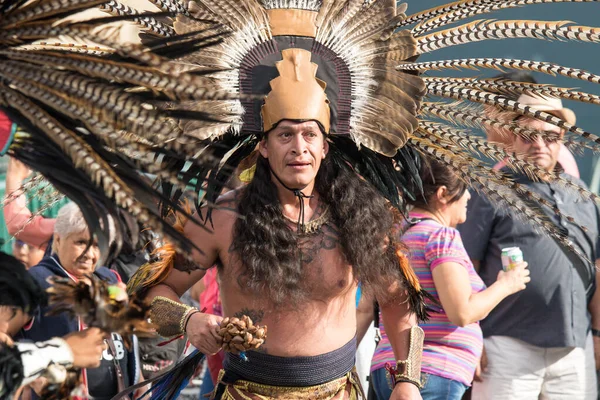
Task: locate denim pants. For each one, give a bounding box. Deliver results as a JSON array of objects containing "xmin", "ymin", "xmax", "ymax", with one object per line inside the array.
[{"xmin": 370, "ymin": 368, "xmax": 468, "ymax": 400}]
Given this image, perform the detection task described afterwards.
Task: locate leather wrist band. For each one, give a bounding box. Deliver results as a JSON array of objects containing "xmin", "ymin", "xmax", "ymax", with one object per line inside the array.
[
  {"xmin": 387, "ymin": 326, "xmax": 425, "ymax": 389},
  {"xmin": 592, "ymin": 328, "xmax": 600, "ymax": 338},
  {"xmin": 150, "ymin": 296, "xmax": 198, "ymax": 338},
  {"xmin": 182, "ymin": 309, "xmax": 201, "ymax": 334}
]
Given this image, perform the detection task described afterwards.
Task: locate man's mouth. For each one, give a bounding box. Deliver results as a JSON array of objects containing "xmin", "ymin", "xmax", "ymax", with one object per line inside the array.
[{"xmin": 288, "ymin": 162, "xmax": 311, "ymax": 168}]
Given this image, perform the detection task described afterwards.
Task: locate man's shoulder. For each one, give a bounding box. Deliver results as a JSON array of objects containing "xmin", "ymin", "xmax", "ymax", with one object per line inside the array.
[
  {"xmin": 558, "ymin": 173, "xmax": 589, "ymax": 192},
  {"xmin": 215, "ymin": 189, "xmax": 243, "ymax": 206},
  {"xmin": 206, "ymin": 189, "xmax": 243, "ymax": 223}
]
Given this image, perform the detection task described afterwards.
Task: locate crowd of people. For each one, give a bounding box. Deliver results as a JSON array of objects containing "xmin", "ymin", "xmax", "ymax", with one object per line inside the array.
[{"xmin": 2, "ymin": 71, "xmax": 600, "ymax": 400}]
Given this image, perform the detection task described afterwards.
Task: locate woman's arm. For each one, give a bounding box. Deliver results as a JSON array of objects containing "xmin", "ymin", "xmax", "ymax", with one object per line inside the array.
[
  {"xmin": 432, "ymin": 261, "xmax": 529, "ymax": 327},
  {"xmin": 4, "ymin": 158, "xmax": 55, "ymax": 248}
]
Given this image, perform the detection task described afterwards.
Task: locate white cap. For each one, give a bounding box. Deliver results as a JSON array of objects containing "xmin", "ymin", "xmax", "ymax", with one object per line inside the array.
[{"xmin": 516, "ymin": 93, "xmax": 576, "ymax": 125}]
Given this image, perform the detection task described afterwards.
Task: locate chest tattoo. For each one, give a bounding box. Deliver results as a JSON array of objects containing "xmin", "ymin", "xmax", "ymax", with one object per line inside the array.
[{"xmin": 297, "ymin": 223, "xmax": 340, "ymax": 265}]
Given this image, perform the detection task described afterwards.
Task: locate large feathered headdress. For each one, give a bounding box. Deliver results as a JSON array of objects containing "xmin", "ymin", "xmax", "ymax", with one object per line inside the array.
[
  {"xmin": 161, "ymin": 0, "xmax": 428, "ymax": 213},
  {"xmin": 3, "ymin": 0, "xmax": 600, "ymax": 260}
]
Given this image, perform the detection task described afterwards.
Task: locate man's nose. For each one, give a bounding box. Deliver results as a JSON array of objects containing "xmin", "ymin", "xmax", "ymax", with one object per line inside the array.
[
  {"xmin": 532, "ymin": 135, "xmax": 546, "ymax": 148},
  {"xmin": 290, "ymin": 134, "xmax": 307, "ymax": 154}
]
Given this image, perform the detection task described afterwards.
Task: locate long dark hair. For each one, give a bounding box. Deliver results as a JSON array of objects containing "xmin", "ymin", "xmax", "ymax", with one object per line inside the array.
[
  {"xmin": 231, "ymin": 149, "xmax": 403, "ymax": 306},
  {"xmin": 0, "ymin": 252, "xmax": 47, "ymax": 314},
  {"xmin": 409, "ymin": 156, "xmax": 467, "ymax": 209}
]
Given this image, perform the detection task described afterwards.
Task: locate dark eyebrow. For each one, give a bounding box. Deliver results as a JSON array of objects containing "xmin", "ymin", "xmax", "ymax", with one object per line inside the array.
[{"xmin": 276, "ymin": 128, "xmax": 294, "ymax": 133}]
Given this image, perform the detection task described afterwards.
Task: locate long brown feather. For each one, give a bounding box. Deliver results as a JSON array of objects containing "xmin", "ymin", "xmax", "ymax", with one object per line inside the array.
[
  {"xmin": 411, "ymin": 0, "xmax": 599, "ymax": 36},
  {"xmin": 426, "ymin": 83, "xmax": 600, "ymax": 150},
  {"xmin": 0, "ymin": 0, "xmax": 107, "ymax": 28},
  {"xmin": 417, "ymin": 20, "xmax": 600, "ymax": 54},
  {"xmin": 99, "ymin": 0, "xmax": 175, "ymax": 37},
  {"xmin": 398, "ymin": 58, "xmax": 600, "ymax": 87}
]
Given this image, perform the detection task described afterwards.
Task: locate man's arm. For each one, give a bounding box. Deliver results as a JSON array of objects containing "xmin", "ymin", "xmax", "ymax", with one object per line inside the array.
[
  {"xmin": 588, "ymin": 259, "xmax": 600, "ymax": 369},
  {"xmin": 457, "ymin": 189, "xmax": 495, "ymax": 266},
  {"xmin": 146, "ymin": 203, "xmax": 235, "ymax": 355},
  {"xmin": 378, "ymin": 284, "xmax": 422, "ymax": 400}
]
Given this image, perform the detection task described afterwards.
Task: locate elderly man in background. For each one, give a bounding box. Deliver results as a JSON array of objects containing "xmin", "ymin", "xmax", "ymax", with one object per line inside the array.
[
  {"xmin": 484, "ymin": 71, "xmax": 580, "ymax": 178},
  {"xmin": 458, "ymin": 94, "xmax": 600, "ymax": 399},
  {"xmin": 21, "ymin": 202, "xmax": 141, "ymax": 400}
]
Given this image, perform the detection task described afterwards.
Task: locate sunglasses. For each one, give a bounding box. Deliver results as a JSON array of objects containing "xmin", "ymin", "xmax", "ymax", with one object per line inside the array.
[{"xmin": 517, "ymin": 132, "xmax": 561, "ymax": 145}]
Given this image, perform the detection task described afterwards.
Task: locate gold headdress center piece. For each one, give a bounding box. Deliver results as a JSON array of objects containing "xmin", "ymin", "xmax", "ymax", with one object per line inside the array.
[
  {"xmin": 261, "ymin": 48, "xmax": 331, "ymax": 134},
  {"xmin": 266, "ymin": 9, "xmax": 317, "ymax": 38}
]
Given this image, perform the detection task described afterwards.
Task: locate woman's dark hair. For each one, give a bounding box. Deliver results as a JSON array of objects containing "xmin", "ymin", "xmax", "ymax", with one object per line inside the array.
[
  {"xmin": 0, "ymin": 252, "xmax": 47, "ymax": 314},
  {"xmin": 408, "ymin": 156, "xmax": 468, "ymax": 209},
  {"xmin": 230, "ymin": 148, "xmax": 402, "ymax": 306}
]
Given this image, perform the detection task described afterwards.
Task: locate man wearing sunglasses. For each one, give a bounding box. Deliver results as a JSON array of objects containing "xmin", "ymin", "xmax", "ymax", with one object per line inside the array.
[{"xmin": 459, "ymin": 94, "xmax": 600, "ymax": 399}]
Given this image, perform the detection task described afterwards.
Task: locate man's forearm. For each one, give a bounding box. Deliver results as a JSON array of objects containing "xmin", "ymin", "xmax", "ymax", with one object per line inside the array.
[
  {"xmin": 146, "ymin": 282, "xmax": 184, "ymax": 303},
  {"xmin": 379, "ymin": 289, "xmax": 423, "ymax": 389},
  {"xmin": 380, "ymin": 299, "xmax": 417, "ymax": 361},
  {"xmin": 147, "ymin": 284, "xmax": 199, "ymax": 338},
  {"xmin": 589, "ymin": 260, "xmax": 600, "ymax": 329},
  {"xmin": 18, "ymin": 338, "xmax": 74, "ymax": 387}
]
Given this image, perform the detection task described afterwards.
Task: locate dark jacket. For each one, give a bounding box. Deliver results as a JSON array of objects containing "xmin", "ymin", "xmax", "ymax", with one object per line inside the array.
[{"xmin": 22, "ymin": 255, "xmax": 140, "ymax": 400}]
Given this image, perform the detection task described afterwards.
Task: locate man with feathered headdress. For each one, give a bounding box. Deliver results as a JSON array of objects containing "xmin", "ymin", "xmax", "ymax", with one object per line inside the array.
[
  {"xmin": 134, "ymin": 3, "xmax": 429, "ymax": 400},
  {"xmin": 6, "ymin": 0, "xmax": 600, "ymax": 399}
]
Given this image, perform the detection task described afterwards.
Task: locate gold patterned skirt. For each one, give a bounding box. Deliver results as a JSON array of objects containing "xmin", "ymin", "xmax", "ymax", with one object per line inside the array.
[{"xmin": 211, "ymin": 368, "xmax": 364, "ymax": 400}]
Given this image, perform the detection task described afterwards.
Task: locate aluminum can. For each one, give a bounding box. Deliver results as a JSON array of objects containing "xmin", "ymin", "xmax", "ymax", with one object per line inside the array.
[{"xmin": 501, "ymin": 247, "xmax": 523, "ymax": 271}]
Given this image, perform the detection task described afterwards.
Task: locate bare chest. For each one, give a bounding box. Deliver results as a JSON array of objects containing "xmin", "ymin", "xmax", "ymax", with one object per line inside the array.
[{"xmin": 220, "ymin": 223, "xmax": 354, "ymax": 297}]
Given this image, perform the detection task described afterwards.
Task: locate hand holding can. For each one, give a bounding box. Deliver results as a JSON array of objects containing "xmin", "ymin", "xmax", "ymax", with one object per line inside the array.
[
  {"xmin": 501, "ymin": 247, "xmax": 524, "ymax": 271},
  {"xmin": 497, "ymin": 248, "xmax": 530, "ymax": 295}
]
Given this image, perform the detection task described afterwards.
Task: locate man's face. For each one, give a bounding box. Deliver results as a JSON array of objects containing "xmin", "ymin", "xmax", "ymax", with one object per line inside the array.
[
  {"xmin": 55, "ymin": 230, "xmax": 100, "ymax": 278},
  {"xmin": 512, "ymin": 118, "xmax": 563, "ymax": 172},
  {"xmin": 259, "ymin": 120, "xmax": 329, "ymax": 189}
]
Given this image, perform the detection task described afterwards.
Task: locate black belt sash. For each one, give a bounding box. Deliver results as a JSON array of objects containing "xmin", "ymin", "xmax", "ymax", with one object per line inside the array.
[{"xmin": 221, "ymin": 336, "xmax": 357, "ymax": 387}]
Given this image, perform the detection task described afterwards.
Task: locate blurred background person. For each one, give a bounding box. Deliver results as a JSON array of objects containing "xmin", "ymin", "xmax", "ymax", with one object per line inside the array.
[
  {"xmin": 4, "ymin": 157, "xmax": 58, "ymax": 252},
  {"xmin": 12, "ymin": 239, "xmax": 45, "ymax": 270},
  {"xmin": 370, "ymin": 156, "xmax": 529, "ymax": 400},
  {"xmin": 459, "ymin": 94, "xmax": 600, "ymax": 399},
  {"xmin": 484, "ymin": 71, "xmax": 579, "ymax": 178},
  {"xmin": 21, "ymin": 202, "xmax": 142, "ymax": 400},
  {"xmin": 0, "ymin": 251, "xmax": 107, "ymax": 399}
]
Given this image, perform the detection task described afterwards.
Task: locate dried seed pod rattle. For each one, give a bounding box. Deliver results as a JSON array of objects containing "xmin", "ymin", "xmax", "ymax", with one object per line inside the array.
[{"xmin": 217, "ymin": 315, "xmax": 267, "ymax": 361}]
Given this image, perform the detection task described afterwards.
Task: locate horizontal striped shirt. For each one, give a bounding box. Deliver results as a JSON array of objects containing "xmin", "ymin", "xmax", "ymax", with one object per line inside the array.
[{"xmin": 371, "ymin": 212, "xmax": 486, "ymax": 386}]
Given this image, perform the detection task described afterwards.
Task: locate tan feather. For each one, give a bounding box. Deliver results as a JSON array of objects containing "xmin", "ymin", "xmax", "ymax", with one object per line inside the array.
[
  {"xmin": 411, "ymin": 0, "xmax": 594, "ymax": 36},
  {"xmin": 398, "ymin": 58, "xmax": 600, "ymax": 87},
  {"xmin": 417, "ymin": 20, "xmax": 600, "ymax": 54},
  {"xmin": 0, "ymin": 0, "xmax": 107, "ymax": 29},
  {"xmin": 421, "ymin": 102, "xmax": 547, "ymax": 144},
  {"xmin": 99, "ymin": 0, "xmax": 175, "ymax": 37},
  {"xmin": 426, "ymin": 83, "xmax": 600, "ymax": 150}
]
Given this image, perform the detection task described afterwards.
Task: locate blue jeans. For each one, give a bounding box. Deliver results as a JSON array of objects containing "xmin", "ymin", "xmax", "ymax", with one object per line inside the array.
[
  {"xmin": 199, "ymin": 368, "xmax": 215, "ymax": 399},
  {"xmin": 371, "ymin": 368, "xmax": 468, "ymax": 400}
]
